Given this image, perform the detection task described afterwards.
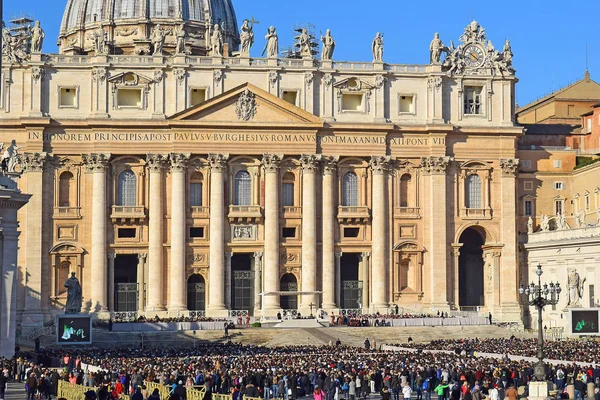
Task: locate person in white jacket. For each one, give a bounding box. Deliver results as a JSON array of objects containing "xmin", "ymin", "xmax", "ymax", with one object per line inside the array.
[
  {"xmin": 489, "ymin": 385, "xmax": 499, "ymax": 400},
  {"xmin": 402, "ymin": 383, "xmax": 412, "ymax": 400}
]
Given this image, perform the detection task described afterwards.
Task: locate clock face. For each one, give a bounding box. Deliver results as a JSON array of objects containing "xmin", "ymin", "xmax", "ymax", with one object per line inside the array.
[{"xmin": 463, "ymin": 44, "xmax": 485, "ymax": 68}]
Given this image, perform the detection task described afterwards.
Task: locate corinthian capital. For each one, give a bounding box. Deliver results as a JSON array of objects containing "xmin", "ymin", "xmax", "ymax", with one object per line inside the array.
[
  {"xmin": 499, "ymin": 158, "xmax": 519, "ymax": 176},
  {"xmin": 420, "ymin": 156, "xmax": 451, "ymax": 174},
  {"xmin": 19, "ymin": 152, "xmax": 48, "ymax": 173},
  {"xmin": 146, "ymin": 154, "xmax": 169, "ymax": 173},
  {"xmin": 207, "ymin": 153, "xmax": 229, "ymax": 172},
  {"xmin": 82, "ymin": 153, "xmax": 111, "ymax": 172},
  {"xmin": 300, "ymin": 154, "xmax": 322, "ymax": 173},
  {"xmin": 369, "ymin": 156, "xmax": 391, "ymax": 175},
  {"xmin": 322, "ymin": 156, "xmax": 339, "ymax": 175},
  {"xmin": 169, "ymin": 153, "xmax": 191, "ymax": 172},
  {"xmin": 261, "ymin": 154, "xmax": 283, "ymax": 173}
]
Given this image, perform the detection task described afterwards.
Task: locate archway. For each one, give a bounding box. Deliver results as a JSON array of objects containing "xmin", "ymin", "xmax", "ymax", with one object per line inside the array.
[
  {"xmin": 187, "ymin": 274, "xmax": 206, "ymax": 311},
  {"xmin": 458, "ymin": 227, "xmax": 485, "ymax": 307},
  {"xmin": 280, "ymin": 273, "xmax": 298, "ymax": 310}
]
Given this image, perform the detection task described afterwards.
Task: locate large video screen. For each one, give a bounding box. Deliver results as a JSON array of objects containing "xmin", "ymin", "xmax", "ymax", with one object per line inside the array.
[
  {"xmin": 570, "ymin": 310, "xmax": 600, "ymax": 335},
  {"xmin": 56, "ymin": 315, "xmax": 93, "ymax": 344}
]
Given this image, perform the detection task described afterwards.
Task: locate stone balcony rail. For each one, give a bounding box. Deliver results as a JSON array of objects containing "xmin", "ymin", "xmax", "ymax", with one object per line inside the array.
[
  {"xmin": 526, "ymin": 225, "xmax": 600, "ymax": 244},
  {"xmin": 190, "ymin": 206, "xmax": 210, "ymax": 217},
  {"xmin": 394, "ymin": 207, "xmax": 420, "ymax": 218},
  {"xmin": 53, "ymin": 206, "xmax": 81, "ymax": 219},
  {"xmin": 337, "ymin": 206, "xmax": 370, "ymax": 223},
  {"xmin": 282, "ymin": 206, "xmax": 302, "ymax": 218},
  {"xmin": 228, "ymin": 205, "xmax": 263, "ymax": 223},
  {"xmin": 461, "ymin": 208, "xmax": 492, "ymax": 219},
  {"xmin": 110, "ymin": 205, "xmax": 146, "ymax": 222}
]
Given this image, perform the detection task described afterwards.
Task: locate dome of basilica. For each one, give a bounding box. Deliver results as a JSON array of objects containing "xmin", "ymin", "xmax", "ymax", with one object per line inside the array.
[{"xmin": 58, "ymin": 0, "xmax": 239, "ymax": 55}]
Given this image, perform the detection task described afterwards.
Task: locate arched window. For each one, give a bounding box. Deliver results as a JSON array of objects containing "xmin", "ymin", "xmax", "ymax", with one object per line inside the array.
[
  {"xmin": 465, "ymin": 174, "xmax": 482, "ymax": 209},
  {"xmin": 58, "ymin": 171, "xmax": 74, "ymax": 207},
  {"xmin": 234, "ymin": 170, "xmax": 252, "ymax": 206},
  {"xmin": 342, "ymin": 171, "xmax": 359, "ymax": 207},
  {"xmin": 189, "ymin": 172, "xmax": 203, "ymax": 207},
  {"xmin": 117, "ymin": 170, "xmax": 137, "ymax": 206},
  {"xmin": 187, "ymin": 274, "xmax": 206, "ymax": 311},
  {"xmin": 282, "ymin": 172, "xmax": 295, "ymax": 207},
  {"xmin": 399, "ymin": 173, "xmax": 411, "ymax": 208}
]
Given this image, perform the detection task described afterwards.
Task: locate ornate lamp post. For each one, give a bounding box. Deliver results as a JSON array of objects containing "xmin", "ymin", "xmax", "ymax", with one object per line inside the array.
[{"xmin": 519, "ymin": 264, "xmax": 561, "ymax": 382}]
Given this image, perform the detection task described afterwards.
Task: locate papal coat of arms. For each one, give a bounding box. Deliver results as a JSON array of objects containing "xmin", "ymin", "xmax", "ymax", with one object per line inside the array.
[{"xmin": 235, "ymin": 89, "xmax": 257, "ymax": 121}]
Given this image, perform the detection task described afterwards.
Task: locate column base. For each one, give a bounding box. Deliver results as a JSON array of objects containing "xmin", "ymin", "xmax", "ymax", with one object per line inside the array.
[
  {"xmin": 167, "ymin": 306, "xmax": 187, "ymax": 312},
  {"xmin": 371, "ymin": 303, "xmax": 389, "ymax": 313},
  {"xmin": 145, "ymin": 306, "xmax": 167, "ymax": 313},
  {"xmin": 205, "ymin": 308, "xmax": 229, "ymax": 318}
]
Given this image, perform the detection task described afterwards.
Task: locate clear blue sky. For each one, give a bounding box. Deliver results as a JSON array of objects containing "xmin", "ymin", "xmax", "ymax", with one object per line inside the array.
[{"xmin": 4, "ymin": 0, "xmax": 599, "ymax": 106}]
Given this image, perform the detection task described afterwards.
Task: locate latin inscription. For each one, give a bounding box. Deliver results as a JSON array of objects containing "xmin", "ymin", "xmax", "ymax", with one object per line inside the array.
[{"xmin": 28, "ymin": 132, "xmax": 445, "ymax": 147}]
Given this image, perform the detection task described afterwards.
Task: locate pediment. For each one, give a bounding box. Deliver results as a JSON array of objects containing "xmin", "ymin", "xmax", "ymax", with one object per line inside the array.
[
  {"xmin": 107, "ymin": 71, "xmax": 153, "ymax": 86},
  {"xmin": 169, "ymin": 83, "xmax": 323, "ymax": 125},
  {"xmin": 333, "ymin": 77, "xmax": 375, "ymax": 91}
]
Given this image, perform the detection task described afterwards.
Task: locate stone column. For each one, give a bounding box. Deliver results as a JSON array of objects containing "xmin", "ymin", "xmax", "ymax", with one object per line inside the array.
[
  {"xmin": 300, "ymin": 155, "xmax": 320, "ymax": 310},
  {"xmin": 146, "ymin": 154, "xmax": 168, "ymax": 311},
  {"xmin": 451, "ymin": 245, "xmax": 462, "ymax": 309},
  {"xmin": 108, "ymin": 252, "xmax": 116, "ymax": 312},
  {"xmin": 168, "ymin": 153, "xmax": 190, "ymax": 311},
  {"xmin": 421, "ymin": 156, "xmax": 450, "ymax": 309},
  {"xmin": 225, "ymin": 252, "xmax": 233, "ymax": 309},
  {"xmin": 499, "ymin": 159, "xmax": 521, "ymax": 320},
  {"xmin": 335, "ymin": 252, "xmax": 342, "ymax": 307},
  {"xmin": 370, "ymin": 156, "xmax": 390, "ymax": 310},
  {"xmin": 137, "ymin": 253, "xmax": 146, "ymax": 313},
  {"xmin": 207, "ymin": 154, "xmax": 229, "ymax": 313},
  {"xmin": 254, "ymin": 252, "xmax": 263, "ymax": 311},
  {"xmin": 361, "ymin": 252, "xmax": 371, "ymax": 309},
  {"xmin": 322, "ymin": 157, "xmax": 338, "ymax": 309},
  {"xmin": 83, "ymin": 153, "xmax": 111, "ymax": 312},
  {"xmin": 20, "ymin": 153, "xmax": 47, "ymax": 320},
  {"xmin": 262, "ymin": 154, "xmax": 283, "ymax": 312}
]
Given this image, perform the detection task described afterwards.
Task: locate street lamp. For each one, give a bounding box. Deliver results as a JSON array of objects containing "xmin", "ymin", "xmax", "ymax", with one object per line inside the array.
[{"xmin": 519, "ymin": 264, "xmax": 561, "ymax": 382}]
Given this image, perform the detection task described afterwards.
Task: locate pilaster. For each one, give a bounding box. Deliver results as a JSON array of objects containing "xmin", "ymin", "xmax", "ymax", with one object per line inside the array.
[{"xmin": 300, "ymin": 154, "xmax": 321, "ymax": 310}]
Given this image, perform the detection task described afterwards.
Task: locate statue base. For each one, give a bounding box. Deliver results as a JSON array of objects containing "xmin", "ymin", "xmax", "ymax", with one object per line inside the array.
[{"xmin": 527, "ymin": 381, "xmax": 548, "ymax": 400}]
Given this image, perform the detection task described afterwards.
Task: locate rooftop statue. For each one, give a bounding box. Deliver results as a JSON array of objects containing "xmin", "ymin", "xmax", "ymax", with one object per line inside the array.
[
  {"xmin": 240, "ymin": 19, "xmax": 256, "ymax": 56},
  {"xmin": 2, "ymin": 23, "xmax": 30, "ymax": 64},
  {"xmin": 372, "ymin": 32, "xmax": 383, "ymax": 62},
  {"xmin": 321, "ymin": 29, "xmax": 335, "ymax": 61},
  {"xmin": 31, "ymin": 21, "xmax": 45, "ymax": 53},
  {"xmin": 211, "ymin": 24, "xmax": 224, "ymax": 56},
  {"xmin": 90, "ymin": 28, "xmax": 108, "ymax": 55},
  {"xmin": 150, "ymin": 24, "xmax": 166, "ymax": 56},
  {"xmin": 429, "ymin": 32, "xmax": 445, "ymax": 65},
  {"xmin": 527, "ymin": 216, "xmax": 533, "ymax": 234},
  {"xmin": 540, "ymin": 214, "xmax": 550, "ymax": 232},
  {"xmin": 295, "ymin": 28, "xmax": 313, "ymax": 59},
  {"xmin": 262, "ymin": 26, "xmax": 278, "ymax": 58},
  {"xmin": 0, "ymin": 140, "xmax": 21, "ymax": 173},
  {"xmin": 174, "ymin": 23, "xmax": 187, "ymax": 55}
]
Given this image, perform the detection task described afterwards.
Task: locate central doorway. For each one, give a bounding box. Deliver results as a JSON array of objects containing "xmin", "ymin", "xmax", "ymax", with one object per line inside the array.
[
  {"xmin": 458, "ymin": 228, "xmax": 485, "ymax": 307},
  {"xmin": 114, "ymin": 254, "xmax": 139, "ymax": 312},
  {"xmin": 187, "ymin": 274, "xmax": 206, "ymax": 311},
  {"xmin": 280, "ymin": 273, "xmax": 298, "ymax": 310},
  {"xmin": 231, "ymin": 253, "xmax": 254, "ymax": 313},
  {"xmin": 340, "ymin": 253, "xmax": 362, "ymax": 309}
]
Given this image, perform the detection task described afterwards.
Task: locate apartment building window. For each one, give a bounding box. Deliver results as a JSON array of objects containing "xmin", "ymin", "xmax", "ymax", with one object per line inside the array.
[
  {"xmin": 554, "ymin": 200, "xmax": 563, "ymax": 215},
  {"xmin": 553, "ymin": 160, "xmax": 562, "ymax": 169},
  {"xmin": 524, "ymin": 200, "xmax": 533, "ymax": 216},
  {"xmin": 553, "ymin": 182, "xmax": 564, "ymax": 190}
]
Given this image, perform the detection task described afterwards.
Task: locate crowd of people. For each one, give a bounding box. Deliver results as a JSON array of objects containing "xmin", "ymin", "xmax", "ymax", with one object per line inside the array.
[
  {"xmin": 111, "ymin": 315, "xmax": 229, "ymax": 324},
  {"xmin": 2, "ymin": 337, "xmax": 599, "ymax": 400}
]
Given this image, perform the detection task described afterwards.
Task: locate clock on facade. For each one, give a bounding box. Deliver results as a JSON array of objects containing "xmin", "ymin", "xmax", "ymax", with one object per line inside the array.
[{"xmin": 463, "ymin": 44, "xmax": 485, "ymax": 68}]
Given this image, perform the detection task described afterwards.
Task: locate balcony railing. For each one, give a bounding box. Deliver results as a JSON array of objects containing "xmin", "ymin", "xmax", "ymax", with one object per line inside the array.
[
  {"xmin": 228, "ymin": 205, "xmax": 262, "ymax": 222},
  {"xmin": 53, "ymin": 206, "xmax": 81, "ymax": 219},
  {"xmin": 394, "ymin": 207, "xmax": 420, "ymax": 218},
  {"xmin": 461, "ymin": 208, "xmax": 492, "ymax": 219},
  {"xmin": 282, "ymin": 206, "xmax": 302, "ymax": 218},
  {"xmin": 337, "ymin": 206, "xmax": 370, "ymax": 222},
  {"xmin": 111, "ymin": 206, "xmax": 146, "ymax": 222},
  {"xmin": 190, "ymin": 206, "xmax": 210, "ymax": 218}
]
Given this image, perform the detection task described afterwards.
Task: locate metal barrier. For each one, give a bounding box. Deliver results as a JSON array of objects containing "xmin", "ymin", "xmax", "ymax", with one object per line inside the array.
[
  {"xmin": 58, "ymin": 380, "xmax": 94, "ymax": 400},
  {"xmin": 213, "ymin": 394, "xmax": 232, "ymax": 400},
  {"xmin": 243, "ymin": 396, "xmax": 262, "ymax": 400},
  {"xmin": 145, "ymin": 381, "xmax": 172, "ymax": 399},
  {"xmin": 186, "ymin": 386, "xmax": 206, "ymax": 400}
]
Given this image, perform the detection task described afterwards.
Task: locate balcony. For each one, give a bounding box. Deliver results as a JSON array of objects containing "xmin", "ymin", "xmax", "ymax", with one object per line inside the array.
[
  {"xmin": 282, "ymin": 206, "xmax": 302, "ymax": 218},
  {"xmin": 337, "ymin": 206, "xmax": 370, "ymax": 223},
  {"xmin": 394, "ymin": 207, "xmax": 421, "ymax": 219},
  {"xmin": 190, "ymin": 206, "xmax": 210, "ymax": 218},
  {"xmin": 53, "ymin": 206, "xmax": 81, "ymax": 219},
  {"xmin": 461, "ymin": 208, "xmax": 492, "ymax": 220},
  {"xmin": 111, "ymin": 206, "xmax": 146, "ymax": 223},
  {"xmin": 228, "ymin": 205, "xmax": 263, "ymax": 223}
]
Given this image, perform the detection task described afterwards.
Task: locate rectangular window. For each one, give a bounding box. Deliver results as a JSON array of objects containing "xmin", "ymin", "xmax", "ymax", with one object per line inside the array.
[
  {"xmin": 117, "ymin": 88, "xmax": 142, "ymax": 108},
  {"xmin": 524, "ymin": 181, "xmax": 533, "ymax": 191},
  {"xmin": 553, "ymin": 182, "xmax": 564, "ymax": 190},
  {"xmin": 282, "ymin": 227, "xmax": 296, "ymax": 238},
  {"xmin": 554, "ymin": 200, "xmax": 563, "ymax": 215},
  {"xmin": 117, "ymin": 228, "xmax": 136, "ymax": 238},
  {"xmin": 190, "ymin": 88, "xmax": 206, "ymax": 106},
  {"xmin": 521, "ymin": 160, "xmax": 531, "ymax": 169},
  {"xmin": 399, "ymin": 95, "xmax": 415, "ymax": 114},
  {"xmin": 590, "ymin": 284, "xmax": 595, "ymax": 307},
  {"xmin": 553, "ymin": 160, "xmax": 562, "ymax": 169},
  {"xmin": 189, "ymin": 227, "xmax": 205, "ymax": 238},
  {"xmin": 282, "ymin": 183, "xmax": 294, "ymax": 207},
  {"xmin": 282, "ymin": 90, "xmax": 298, "ymax": 105},
  {"xmin": 59, "ymin": 87, "xmax": 78, "ymax": 108},
  {"xmin": 344, "ymin": 227, "xmax": 360, "ymax": 238},
  {"xmin": 464, "ymin": 87, "xmax": 483, "ymax": 115},
  {"xmin": 585, "ymin": 196, "xmax": 590, "ymax": 210},
  {"xmin": 190, "ymin": 183, "xmax": 203, "ymax": 207},
  {"xmin": 587, "ymin": 118, "xmax": 592, "ymax": 133},
  {"xmin": 341, "ymin": 93, "xmax": 363, "ymax": 112},
  {"xmin": 524, "ymin": 200, "xmax": 533, "ymax": 216}
]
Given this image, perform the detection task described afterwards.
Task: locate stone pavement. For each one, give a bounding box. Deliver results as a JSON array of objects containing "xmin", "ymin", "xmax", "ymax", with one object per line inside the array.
[{"xmin": 4, "ymin": 382, "xmax": 27, "ymax": 400}]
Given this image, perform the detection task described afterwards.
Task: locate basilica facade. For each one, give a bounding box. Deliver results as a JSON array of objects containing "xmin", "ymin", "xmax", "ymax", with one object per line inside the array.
[{"xmin": 1, "ymin": 0, "xmax": 524, "ymax": 329}]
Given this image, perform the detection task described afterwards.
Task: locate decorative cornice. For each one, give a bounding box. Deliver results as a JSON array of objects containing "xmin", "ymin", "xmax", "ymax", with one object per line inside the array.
[
  {"xmin": 169, "ymin": 153, "xmax": 191, "ymax": 172},
  {"xmin": 500, "ymin": 158, "xmax": 519, "ymax": 176},
  {"xmin": 420, "ymin": 156, "xmax": 451, "ymax": 174},
  {"xmin": 146, "ymin": 154, "xmax": 169, "ymax": 173},
  {"xmin": 261, "ymin": 154, "xmax": 283, "ymax": 173},
  {"xmin": 369, "ymin": 155, "xmax": 391, "ymax": 175},
  {"xmin": 82, "ymin": 153, "xmax": 110, "ymax": 172},
  {"xmin": 300, "ymin": 154, "xmax": 321, "ymax": 173},
  {"xmin": 19, "ymin": 152, "xmax": 47, "ymax": 173},
  {"xmin": 207, "ymin": 153, "xmax": 229, "ymax": 172}
]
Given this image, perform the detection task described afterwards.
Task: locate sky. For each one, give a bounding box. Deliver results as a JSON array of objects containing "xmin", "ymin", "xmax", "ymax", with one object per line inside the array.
[{"xmin": 3, "ymin": 0, "xmax": 599, "ymax": 106}]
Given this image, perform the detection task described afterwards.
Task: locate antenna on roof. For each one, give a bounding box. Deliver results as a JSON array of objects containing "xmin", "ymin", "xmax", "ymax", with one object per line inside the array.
[{"xmin": 585, "ymin": 43, "xmax": 590, "ymax": 81}]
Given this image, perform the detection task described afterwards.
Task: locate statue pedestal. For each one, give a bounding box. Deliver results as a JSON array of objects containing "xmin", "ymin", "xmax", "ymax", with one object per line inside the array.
[
  {"xmin": 321, "ymin": 60, "xmax": 333, "ymax": 70},
  {"xmin": 528, "ymin": 381, "xmax": 548, "ymax": 400}
]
